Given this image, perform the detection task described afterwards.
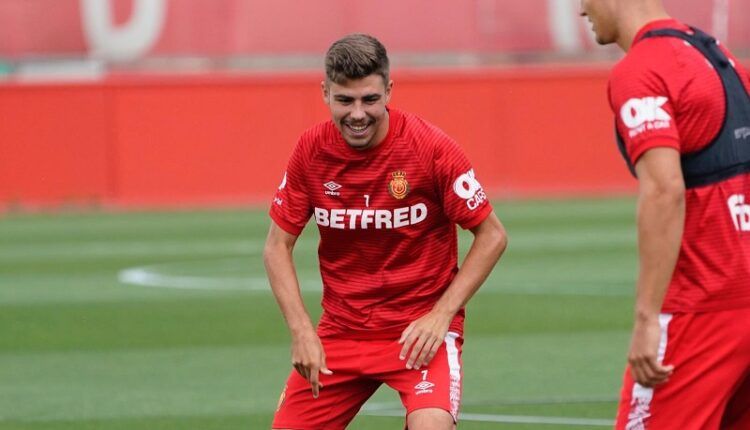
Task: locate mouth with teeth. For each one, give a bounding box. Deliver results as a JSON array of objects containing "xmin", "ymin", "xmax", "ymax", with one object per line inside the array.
[{"xmin": 344, "ymin": 121, "xmax": 373, "ymax": 138}]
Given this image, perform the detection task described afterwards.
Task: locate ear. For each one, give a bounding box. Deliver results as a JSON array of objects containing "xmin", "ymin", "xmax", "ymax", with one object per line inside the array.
[
  {"xmin": 321, "ymin": 80, "xmax": 330, "ymax": 105},
  {"xmin": 385, "ymin": 80, "xmax": 394, "ymax": 104}
]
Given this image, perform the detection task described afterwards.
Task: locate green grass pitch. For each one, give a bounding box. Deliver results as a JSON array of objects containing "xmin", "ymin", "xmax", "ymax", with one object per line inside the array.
[{"xmin": 0, "ymin": 197, "xmax": 638, "ymax": 429}]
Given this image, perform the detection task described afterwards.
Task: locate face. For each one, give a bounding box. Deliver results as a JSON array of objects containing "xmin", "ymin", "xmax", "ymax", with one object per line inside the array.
[
  {"xmin": 580, "ymin": 0, "xmax": 619, "ymax": 45},
  {"xmin": 322, "ymin": 74, "xmax": 393, "ymax": 150}
]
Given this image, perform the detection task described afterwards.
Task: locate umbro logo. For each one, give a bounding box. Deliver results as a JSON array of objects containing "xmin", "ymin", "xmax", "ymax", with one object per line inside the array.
[
  {"xmin": 414, "ymin": 380, "xmax": 435, "ymax": 395},
  {"xmin": 323, "ymin": 181, "xmax": 342, "ymax": 196},
  {"xmin": 324, "ymin": 181, "xmax": 342, "ymax": 191}
]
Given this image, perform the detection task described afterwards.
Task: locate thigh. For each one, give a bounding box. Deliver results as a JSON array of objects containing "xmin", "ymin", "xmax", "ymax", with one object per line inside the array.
[
  {"xmin": 616, "ymin": 310, "xmax": 750, "ymax": 430},
  {"xmin": 368, "ymin": 332, "xmax": 463, "ymax": 424},
  {"xmin": 272, "ymin": 339, "xmax": 380, "ymax": 430}
]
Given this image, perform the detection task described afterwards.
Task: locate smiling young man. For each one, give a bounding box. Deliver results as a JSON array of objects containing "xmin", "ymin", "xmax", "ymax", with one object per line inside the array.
[
  {"xmin": 263, "ymin": 34, "xmax": 507, "ymax": 430},
  {"xmin": 580, "ymin": 0, "xmax": 750, "ymax": 428}
]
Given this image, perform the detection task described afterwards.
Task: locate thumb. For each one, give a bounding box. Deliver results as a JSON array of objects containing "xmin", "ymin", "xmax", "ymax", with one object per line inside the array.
[{"xmin": 320, "ymin": 354, "xmax": 333, "ymax": 375}]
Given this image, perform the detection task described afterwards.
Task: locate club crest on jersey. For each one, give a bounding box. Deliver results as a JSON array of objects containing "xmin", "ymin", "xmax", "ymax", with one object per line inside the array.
[{"xmin": 388, "ymin": 170, "xmax": 409, "ymax": 200}]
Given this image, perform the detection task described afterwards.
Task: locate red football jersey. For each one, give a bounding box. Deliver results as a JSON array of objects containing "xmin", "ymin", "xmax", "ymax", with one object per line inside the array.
[
  {"xmin": 609, "ymin": 19, "xmax": 750, "ymax": 312},
  {"xmin": 270, "ymin": 108, "xmax": 492, "ymax": 339}
]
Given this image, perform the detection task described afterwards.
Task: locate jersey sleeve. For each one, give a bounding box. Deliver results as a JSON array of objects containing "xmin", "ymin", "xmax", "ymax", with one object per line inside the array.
[
  {"xmin": 269, "ymin": 138, "xmax": 313, "ymax": 235},
  {"xmin": 609, "ymin": 48, "xmax": 682, "ymax": 165},
  {"xmin": 433, "ymin": 137, "xmax": 492, "ymax": 229}
]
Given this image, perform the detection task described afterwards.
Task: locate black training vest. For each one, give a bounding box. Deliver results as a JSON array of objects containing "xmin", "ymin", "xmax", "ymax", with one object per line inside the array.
[{"xmin": 615, "ymin": 26, "xmax": 750, "ymax": 189}]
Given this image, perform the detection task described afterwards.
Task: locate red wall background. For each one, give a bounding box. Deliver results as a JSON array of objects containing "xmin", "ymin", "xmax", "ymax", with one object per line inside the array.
[
  {"xmin": 0, "ymin": 66, "xmax": 644, "ymax": 209},
  {"xmin": 1, "ymin": 0, "xmax": 748, "ymax": 57}
]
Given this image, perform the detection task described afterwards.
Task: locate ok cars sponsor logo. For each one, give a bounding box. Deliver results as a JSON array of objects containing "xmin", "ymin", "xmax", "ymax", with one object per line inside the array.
[
  {"xmin": 620, "ymin": 96, "xmax": 672, "ymax": 138},
  {"xmin": 453, "ymin": 169, "xmax": 487, "ymax": 210}
]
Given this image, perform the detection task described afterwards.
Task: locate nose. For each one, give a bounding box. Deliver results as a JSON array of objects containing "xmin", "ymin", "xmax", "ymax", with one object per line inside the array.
[{"xmin": 349, "ymin": 102, "xmax": 366, "ymax": 121}]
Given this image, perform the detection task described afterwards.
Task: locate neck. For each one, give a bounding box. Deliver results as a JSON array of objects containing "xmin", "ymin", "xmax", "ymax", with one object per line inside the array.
[
  {"xmin": 371, "ymin": 109, "xmax": 390, "ymax": 149},
  {"xmin": 615, "ymin": 1, "xmax": 671, "ymax": 51}
]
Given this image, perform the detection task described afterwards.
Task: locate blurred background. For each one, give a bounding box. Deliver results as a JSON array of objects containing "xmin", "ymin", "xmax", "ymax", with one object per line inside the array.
[
  {"xmin": 1, "ymin": 1, "xmax": 748, "ymax": 429},
  {"xmin": 1, "ymin": 0, "xmax": 747, "ymax": 209}
]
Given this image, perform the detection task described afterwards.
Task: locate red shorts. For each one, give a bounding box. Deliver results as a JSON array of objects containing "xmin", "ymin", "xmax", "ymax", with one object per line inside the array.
[
  {"xmin": 272, "ymin": 332, "xmax": 463, "ymax": 430},
  {"xmin": 615, "ymin": 308, "xmax": 750, "ymax": 429}
]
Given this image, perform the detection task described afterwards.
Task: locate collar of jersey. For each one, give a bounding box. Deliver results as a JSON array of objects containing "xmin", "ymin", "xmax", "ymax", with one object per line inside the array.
[
  {"xmin": 632, "ymin": 18, "xmax": 690, "ymax": 47},
  {"xmin": 334, "ymin": 107, "xmax": 402, "ymax": 158}
]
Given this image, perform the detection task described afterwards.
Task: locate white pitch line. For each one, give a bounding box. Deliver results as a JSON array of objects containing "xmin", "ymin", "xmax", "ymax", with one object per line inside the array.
[
  {"xmin": 117, "ymin": 263, "xmax": 629, "ymax": 296},
  {"xmin": 116, "ymin": 265, "xmax": 630, "ymax": 295},
  {"xmin": 117, "ymin": 265, "xmax": 322, "ymax": 291},
  {"xmin": 363, "ymin": 409, "xmax": 613, "ymax": 426}
]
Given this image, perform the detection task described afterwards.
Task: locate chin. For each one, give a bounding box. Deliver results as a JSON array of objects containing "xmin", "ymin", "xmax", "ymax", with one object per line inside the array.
[
  {"xmin": 345, "ymin": 138, "xmax": 372, "ymax": 149},
  {"xmin": 595, "ymin": 35, "xmax": 614, "ymax": 45}
]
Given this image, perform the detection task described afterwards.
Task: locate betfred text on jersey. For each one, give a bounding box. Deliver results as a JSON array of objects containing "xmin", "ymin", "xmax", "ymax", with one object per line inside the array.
[
  {"xmin": 453, "ymin": 169, "xmax": 487, "ymax": 210},
  {"xmin": 620, "ymin": 96, "xmax": 672, "ymax": 138},
  {"xmin": 728, "ymin": 194, "xmax": 750, "ymax": 232},
  {"xmin": 314, "ymin": 203, "xmax": 428, "ymax": 230}
]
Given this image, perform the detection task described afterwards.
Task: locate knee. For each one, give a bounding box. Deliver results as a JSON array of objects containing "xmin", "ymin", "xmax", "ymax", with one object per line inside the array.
[{"xmin": 407, "ymin": 408, "xmax": 455, "ymax": 430}]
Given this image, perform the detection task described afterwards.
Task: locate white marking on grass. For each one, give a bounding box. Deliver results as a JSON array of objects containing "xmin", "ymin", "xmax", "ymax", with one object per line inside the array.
[
  {"xmin": 118, "ymin": 263, "xmax": 630, "ymax": 296},
  {"xmin": 117, "ymin": 265, "xmax": 322, "ymax": 291},
  {"xmin": 362, "ymin": 406, "xmax": 613, "ymax": 426},
  {"xmin": 1, "ymin": 239, "xmax": 269, "ymax": 261},
  {"xmin": 362, "ymin": 397, "xmax": 616, "ymax": 426}
]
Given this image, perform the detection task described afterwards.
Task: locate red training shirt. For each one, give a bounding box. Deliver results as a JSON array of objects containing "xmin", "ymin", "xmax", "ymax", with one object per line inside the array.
[
  {"xmin": 270, "ymin": 108, "xmax": 492, "ymax": 339},
  {"xmin": 609, "ymin": 19, "xmax": 750, "ymax": 313}
]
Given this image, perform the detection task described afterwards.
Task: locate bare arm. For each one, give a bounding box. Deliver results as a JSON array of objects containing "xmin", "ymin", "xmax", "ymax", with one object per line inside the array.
[
  {"xmin": 629, "ymin": 147, "xmax": 685, "ymax": 386},
  {"xmin": 263, "ymin": 221, "xmax": 331, "ymax": 398},
  {"xmin": 399, "ymin": 212, "xmax": 508, "ymax": 369}
]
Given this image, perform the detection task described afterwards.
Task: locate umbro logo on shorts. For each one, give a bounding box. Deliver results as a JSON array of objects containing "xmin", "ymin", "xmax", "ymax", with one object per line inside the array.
[{"xmin": 414, "ymin": 380, "xmax": 435, "ymax": 395}]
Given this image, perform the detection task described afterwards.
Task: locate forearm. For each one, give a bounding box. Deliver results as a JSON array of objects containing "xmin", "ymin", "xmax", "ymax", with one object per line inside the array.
[
  {"xmin": 264, "ymin": 242, "xmax": 315, "ymax": 335},
  {"xmin": 433, "ymin": 214, "xmax": 507, "ymax": 316},
  {"xmin": 634, "ymin": 183, "xmax": 685, "ymax": 320}
]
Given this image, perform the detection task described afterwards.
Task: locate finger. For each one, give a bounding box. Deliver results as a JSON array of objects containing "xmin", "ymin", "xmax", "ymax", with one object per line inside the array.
[
  {"xmin": 649, "ymin": 358, "xmax": 674, "ymax": 376},
  {"xmin": 398, "ymin": 323, "xmax": 415, "ymax": 345},
  {"xmin": 406, "ymin": 336, "xmax": 428, "ymax": 369},
  {"xmin": 413, "ymin": 337, "xmax": 438, "ymax": 370},
  {"xmin": 634, "ymin": 361, "xmax": 663, "ymax": 387},
  {"xmin": 310, "ymin": 366, "xmax": 320, "ymax": 398},
  {"xmin": 646, "ymin": 359, "xmax": 673, "ymax": 385},
  {"xmin": 420, "ymin": 339, "xmax": 441, "ymax": 367},
  {"xmin": 293, "ymin": 363, "xmax": 306, "ymax": 379},
  {"xmin": 320, "ymin": 363, "xmax": 333, "ymax": 375},
  {"xmin": 399, "ymin": 332, "xmax": 416, "ymax": 360},
  {"xmin": 644, "ymin": 357, "xmax": 670, "ymax": 380},
  {"xmin": 630, "ymin": 362, "xmax": 648, "ymax": 387}
]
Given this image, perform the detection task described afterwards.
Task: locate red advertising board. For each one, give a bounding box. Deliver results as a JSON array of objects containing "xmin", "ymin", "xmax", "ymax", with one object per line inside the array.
[{"xmin": 0, "ymin": 0, "xmax": 747, "ymax": 60}]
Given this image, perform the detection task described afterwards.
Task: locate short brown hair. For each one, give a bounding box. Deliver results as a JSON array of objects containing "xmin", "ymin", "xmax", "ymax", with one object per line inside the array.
[{"xmin": 325, "ymin": 34, "xmax": 389, "ymax": 85}]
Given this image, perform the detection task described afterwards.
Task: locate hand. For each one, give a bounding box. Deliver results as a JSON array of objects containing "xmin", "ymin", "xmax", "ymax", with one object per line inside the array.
[
  {"xmin": 398, "ymin": 310, "xmax": 453, "ymax": 370},
  {"xmin": 291, "ymin": 329, "xmax": 333, "ymax": 398},
  {"xmin": 627, "ymin": 317, "xmax": 674, "ymax": 387}
]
